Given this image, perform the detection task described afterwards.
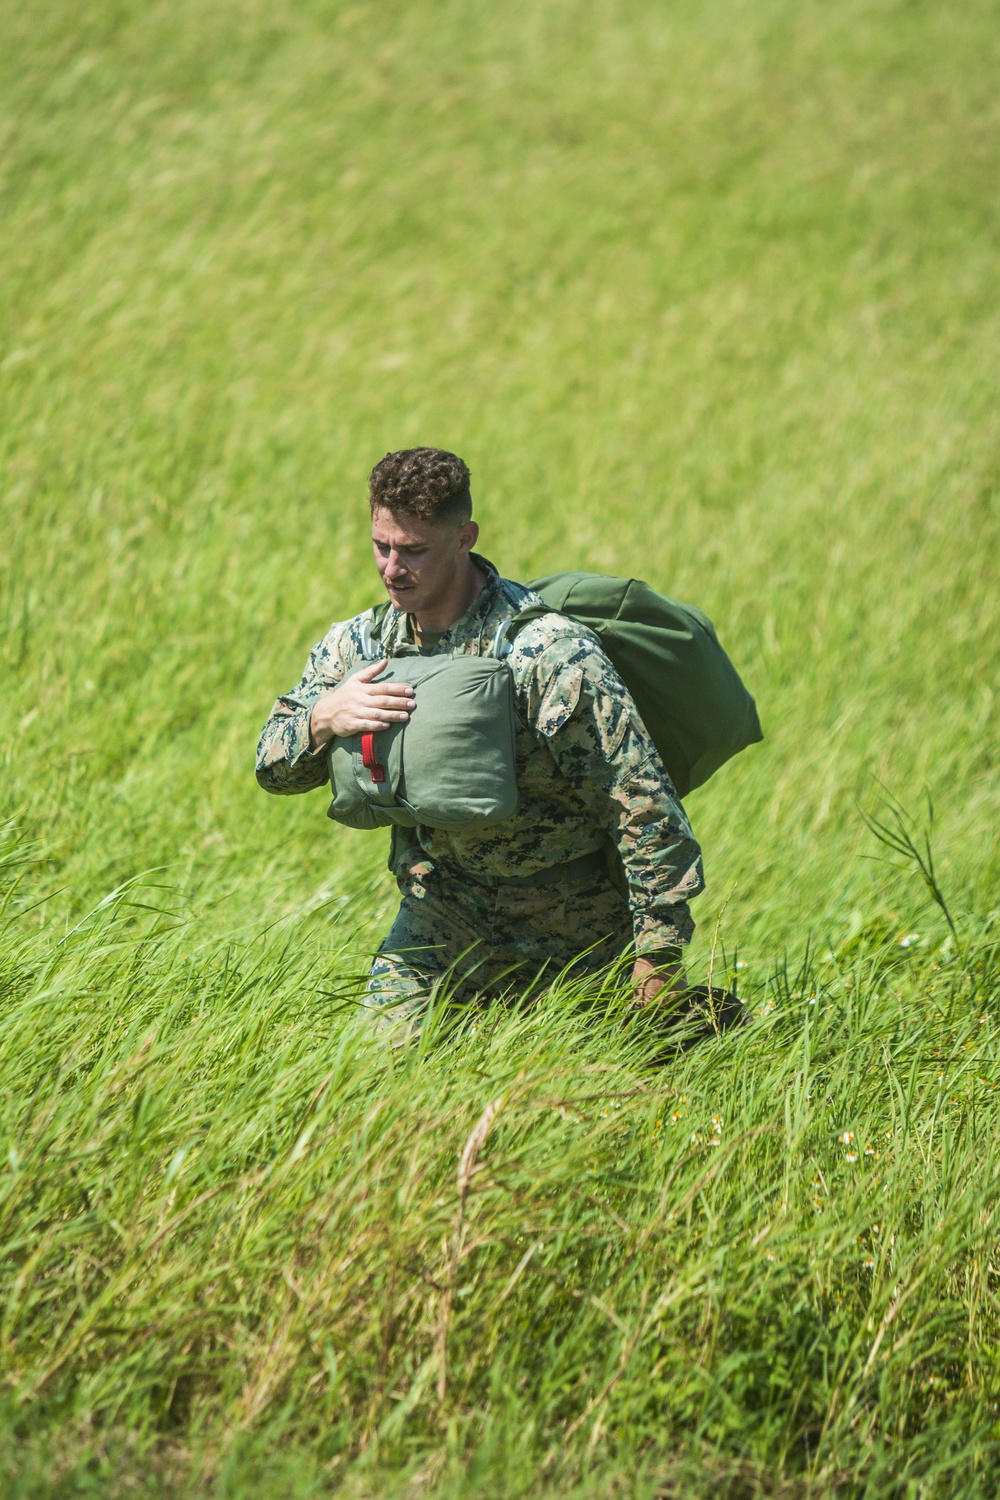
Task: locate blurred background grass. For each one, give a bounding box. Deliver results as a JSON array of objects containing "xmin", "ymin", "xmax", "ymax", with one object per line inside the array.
[
  {"xmin": 3, "ymin": 0, "xmax": 997, "ymax": 958},
  {"xmin": 2, "ymin": 0, "xmax": 1000, "ymax": 1493}
]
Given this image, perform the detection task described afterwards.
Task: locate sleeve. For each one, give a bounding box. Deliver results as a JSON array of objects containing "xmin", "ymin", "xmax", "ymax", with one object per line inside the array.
[
  {"xmin": 254, "ymin": 617, "xmax": 361, "ymax": 796},
  {"xmin": 517, "ymin": 630, "xmax": 705, "ymax": 952}
]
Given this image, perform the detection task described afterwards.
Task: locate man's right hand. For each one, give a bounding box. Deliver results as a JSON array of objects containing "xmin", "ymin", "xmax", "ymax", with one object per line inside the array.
[{"xmin": 309, "ymin": 660, "xmax": 415, "ymax": 749}]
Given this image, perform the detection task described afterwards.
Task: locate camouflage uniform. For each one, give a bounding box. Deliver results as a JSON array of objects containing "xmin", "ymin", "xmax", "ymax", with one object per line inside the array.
[{"xmin": 256, "ymin": 558, "xmax": 705, "ymax": 1031}]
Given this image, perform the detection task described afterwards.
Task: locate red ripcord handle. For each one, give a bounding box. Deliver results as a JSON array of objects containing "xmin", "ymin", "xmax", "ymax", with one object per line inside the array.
[{"xmin": 361, "ymin": 733, "xmax": 386, "ymax": 784}]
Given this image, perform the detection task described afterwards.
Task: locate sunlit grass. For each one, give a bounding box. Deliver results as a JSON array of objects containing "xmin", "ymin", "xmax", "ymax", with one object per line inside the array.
[
  {"xmin": 2, "ymin": 0, "xmax": 999, "ymax": 1492},
  {"xmin": 2, "ymin": 824, "xmax": 999, "ymax": 1496}
]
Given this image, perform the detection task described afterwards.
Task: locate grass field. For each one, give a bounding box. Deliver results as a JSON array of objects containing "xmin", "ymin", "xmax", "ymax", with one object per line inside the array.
[{"xmin": 2, "ymin": 0, "xmax": 1000, "ymax": 1493}]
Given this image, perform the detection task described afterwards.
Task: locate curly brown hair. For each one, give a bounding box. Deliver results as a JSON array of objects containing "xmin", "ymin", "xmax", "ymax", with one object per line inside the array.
[{"xmin": 368, "ymin": 448, "xmax": 472, "ymax": 525}]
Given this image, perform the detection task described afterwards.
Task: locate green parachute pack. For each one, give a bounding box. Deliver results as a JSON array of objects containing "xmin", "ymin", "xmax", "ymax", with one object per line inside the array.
[
  {"xmin": 326, "ymin": 651, "xmax": 518, "ymax": 831},
  {"xmin": 326, "ymin": 571, "xmax": 762, "ymax": 831}
]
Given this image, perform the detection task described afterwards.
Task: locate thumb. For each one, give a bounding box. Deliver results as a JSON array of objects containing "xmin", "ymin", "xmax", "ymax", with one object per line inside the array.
[{"xmin": 356, "ymin": 658, "xmax": 388, "ymax": 682}]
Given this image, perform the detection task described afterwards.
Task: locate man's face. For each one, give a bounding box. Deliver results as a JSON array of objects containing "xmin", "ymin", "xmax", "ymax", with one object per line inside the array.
[{"xmin": 371, "ymin": 506, "xmax": 478, "ymax": 616}]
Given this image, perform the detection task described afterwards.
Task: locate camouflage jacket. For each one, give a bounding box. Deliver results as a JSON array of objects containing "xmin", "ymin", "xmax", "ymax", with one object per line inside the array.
[{"xmin": 255, "ymin": 557, "xmax": 704, "ymax": 951}]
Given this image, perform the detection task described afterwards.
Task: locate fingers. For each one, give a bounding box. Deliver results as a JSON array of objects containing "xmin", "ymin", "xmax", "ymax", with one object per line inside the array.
[
  {"xmin": 346, "ymin": 705, "xmax": 412, "ymax": 732},
  {"xmin": 356, "ymin": 659, "xmax": 389, "ymax": 682},
  {"xmin": 367, "ymin": 692, "xmax": 414, "ymax": 710},
  {"xmin": 370, "ymin": 706, "xmax": 412, "ymax": 724},
  {"xmin": 354, "ymin": 662, "xmax": 414, "ymax": 696}
]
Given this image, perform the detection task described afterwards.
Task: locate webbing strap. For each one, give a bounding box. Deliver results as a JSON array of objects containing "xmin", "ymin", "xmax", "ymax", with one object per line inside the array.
[
  {"xmin": 371, "ymin": 601, "xmax": 395, "ymax": 640},
  {"xmin": 490, "ymin": 602, "xmax": 562, "ymax": 659}
]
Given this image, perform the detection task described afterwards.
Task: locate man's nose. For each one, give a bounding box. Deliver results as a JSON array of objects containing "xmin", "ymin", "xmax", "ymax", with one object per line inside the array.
[{"xmin": 385, "ymin": 553, "xmax": 409, "ymax": 578}]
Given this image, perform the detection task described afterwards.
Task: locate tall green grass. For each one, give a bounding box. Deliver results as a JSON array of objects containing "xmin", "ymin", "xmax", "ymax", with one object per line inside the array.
[
  {"xmin": 2, "ymin": 824, "xmax": 999, "ymax": 1496},
  {"xmin": 2, "ymin": 0, "xmax": 999, "ymax": 1492}
]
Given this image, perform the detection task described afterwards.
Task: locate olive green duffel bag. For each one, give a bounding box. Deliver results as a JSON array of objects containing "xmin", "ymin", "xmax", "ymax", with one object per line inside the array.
[
  {"xmin": 326, "ymin": 652, "xmax": 518, "ymax": 831},
  {"xmin": 524, "ymin": 572, "xmax": 763, "ymax": 798}
]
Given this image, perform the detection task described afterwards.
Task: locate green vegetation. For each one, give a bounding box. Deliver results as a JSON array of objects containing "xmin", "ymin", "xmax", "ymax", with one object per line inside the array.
[{"xmin": 2, "ymin": 0, "xmax": 998, "ymax": 1493}]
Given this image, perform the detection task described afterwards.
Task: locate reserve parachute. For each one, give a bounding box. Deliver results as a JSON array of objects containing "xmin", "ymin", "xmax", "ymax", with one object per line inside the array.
[
  {"xmin": 326, "ymin": 652, "xmax": 518, "ymax": 831},
  {"xmin": 325, "ymin": 572, "xmax": 762, "ymax": 830}
]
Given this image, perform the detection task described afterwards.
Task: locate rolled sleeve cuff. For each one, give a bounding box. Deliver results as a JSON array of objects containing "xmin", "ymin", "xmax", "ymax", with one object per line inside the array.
[
  {"xmin": 255, "ymin": 703, "xmax": 324, "ymax": 776},
  {"xmin": 285, "ymin": 707, "xmax": 324, "ymax": 766},
  {"xmin": 632, "ymin": 906, "xmax": 695, "ymax": 954}
]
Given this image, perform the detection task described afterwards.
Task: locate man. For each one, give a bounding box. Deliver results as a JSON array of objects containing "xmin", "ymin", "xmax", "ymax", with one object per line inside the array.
[{"xmin": 256, "ymin": 447, "xmax": 705, "ymax": 1034}]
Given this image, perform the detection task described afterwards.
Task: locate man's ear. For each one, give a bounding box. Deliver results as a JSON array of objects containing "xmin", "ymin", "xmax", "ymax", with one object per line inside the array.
[{"xmin": 456, "ymin": 520, "xmax": 479, "ymax": 554}]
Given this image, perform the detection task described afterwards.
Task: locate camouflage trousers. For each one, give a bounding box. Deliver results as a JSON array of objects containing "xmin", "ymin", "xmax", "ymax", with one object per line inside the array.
[{"xmin": 365, "ymin": 851, "xmax": 633, "ymax": 1037}]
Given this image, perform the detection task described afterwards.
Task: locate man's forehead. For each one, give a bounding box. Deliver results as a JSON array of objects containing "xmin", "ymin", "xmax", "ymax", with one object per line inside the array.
[{"xmin": 371, "ymin": 508, "xmax": 449, "ymax": 547}]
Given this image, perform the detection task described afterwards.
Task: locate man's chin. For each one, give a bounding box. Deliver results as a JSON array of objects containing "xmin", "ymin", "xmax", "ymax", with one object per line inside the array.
[{"xmin": 386, "ymin": 586, "xmax": 418, "ymax": 610}]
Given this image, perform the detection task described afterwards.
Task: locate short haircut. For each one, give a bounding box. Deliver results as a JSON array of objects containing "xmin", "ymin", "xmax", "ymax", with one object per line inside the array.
[{"xmin": 368, "ymin": 448, "xmax": 472, "ymax": 526}]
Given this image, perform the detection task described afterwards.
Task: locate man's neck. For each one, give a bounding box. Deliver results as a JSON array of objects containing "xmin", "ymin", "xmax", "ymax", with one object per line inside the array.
[{"xmin": 410, "ymin": 559, "xmax": 487, "ymax": 635}]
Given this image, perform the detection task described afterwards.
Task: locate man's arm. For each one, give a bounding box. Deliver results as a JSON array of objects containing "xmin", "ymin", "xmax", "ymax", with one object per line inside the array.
[
  {"xmin": 255, "ymin": 616, "xmax": 416, "ymax": 796},
  {"xmin": 255, "ymin": 634, "xmax": 338, "ymax": 796},
  {"xmin": 517, "ymin": 628, "xmax": 705, "ymax": 997}
]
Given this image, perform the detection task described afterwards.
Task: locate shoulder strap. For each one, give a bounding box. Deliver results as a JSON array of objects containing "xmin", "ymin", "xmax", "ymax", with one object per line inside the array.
[
  {"xmin": 491, "ymin": 601, "xmax": 596, "ymax": 659},
  {"xmin": 372, "ymin": 600, "xmax": 395, "ymax": 637},
  {"xmin": 489, "ymin": 604, "xmax": 552, "ymax": 659},
  {"xmin": 359, "ymin": 601, "xmax": 399, "ymax": 660}
]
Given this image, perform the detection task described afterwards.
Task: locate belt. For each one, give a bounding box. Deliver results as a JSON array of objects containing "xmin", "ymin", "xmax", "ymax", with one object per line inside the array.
[{"xmin": 453, "ymin": 848, "xmax": 608, "ymax": 890}]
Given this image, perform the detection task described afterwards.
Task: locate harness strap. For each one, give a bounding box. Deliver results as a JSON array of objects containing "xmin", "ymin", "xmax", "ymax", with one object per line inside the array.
[
  {"xmin": 359, "ymin": 602, "xmax": 398, "ymax": 662},
  {"xmin": 371, "ymin": 601, "xmax": 396, "ymax": 641},
  {"xmin": 367, "ymin": 598, "xmax": 556, "ymax": 663},
  {"xmin": 490, "ymin": 602, "xmax": 572, "ymax": 658}
]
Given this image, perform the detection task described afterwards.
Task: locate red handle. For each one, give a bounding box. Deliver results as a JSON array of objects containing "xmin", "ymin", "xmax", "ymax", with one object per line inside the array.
[{"xmin": 361, "ymin": 732, "xmax": 386, "ymax": 784}]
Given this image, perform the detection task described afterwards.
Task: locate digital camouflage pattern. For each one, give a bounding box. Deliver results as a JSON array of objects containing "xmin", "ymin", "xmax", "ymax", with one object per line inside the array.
[
  {"xmin": 256, "ymin": 557, "xmax": 705, "ymax": 1013},
  {"xmin": 365, "ymin": 852, "xmax": 633, "ymax": 1036}
]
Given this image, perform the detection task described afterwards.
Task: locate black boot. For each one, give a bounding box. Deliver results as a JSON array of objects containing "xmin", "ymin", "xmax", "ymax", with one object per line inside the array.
[{"xmin": 646, "ymin": 985, "xmax": 751, "ymax": 1059}]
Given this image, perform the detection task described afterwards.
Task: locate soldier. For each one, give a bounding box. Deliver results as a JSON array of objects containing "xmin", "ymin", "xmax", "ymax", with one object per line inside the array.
[{"xmin": 256, "ymin": 447, "xmax": 709, "ymax": 1037}]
